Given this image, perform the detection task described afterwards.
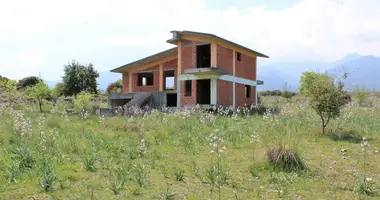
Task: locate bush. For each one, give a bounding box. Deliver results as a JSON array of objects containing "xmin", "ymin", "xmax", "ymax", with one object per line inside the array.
[
  {"xmin": 74, "ymin": 92, "xmax": 94, "ymax": 114},
  {"xmin": 16, "ymin": 76, "xmax": 41, "ymax": 90},
  {"xmin": 266, "ymin": 144, "xmax": 306, "ymax": 172}
]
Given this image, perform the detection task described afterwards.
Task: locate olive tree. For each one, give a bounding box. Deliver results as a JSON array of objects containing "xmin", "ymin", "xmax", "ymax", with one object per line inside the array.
[
  {"xmin": 27, "ymin": 81, "xmax": 51, "ymax": 112},
  {"xmin": 299, "ymin": 72, "xmax": 350, "ymax": 135}
]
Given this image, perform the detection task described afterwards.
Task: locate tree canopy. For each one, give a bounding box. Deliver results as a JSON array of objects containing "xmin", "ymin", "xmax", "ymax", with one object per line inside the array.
[
  {"xmin": 106, "ymin": 79, "xmax": 123, "ymax": 94},
  {"xmin": 26, "ymin": 81, "xmax": 51, "ymax": 112},
  {"xmin": 299, "ymin": 72, "xmax": 350, "ymax": 135},
  {"xmin": 62, "ymin": 60, "xmax": 99, "ymax": 96}
]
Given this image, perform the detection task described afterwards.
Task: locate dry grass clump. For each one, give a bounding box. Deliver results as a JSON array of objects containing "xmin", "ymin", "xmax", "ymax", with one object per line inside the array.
[{"xmin": 266, "ymin": 144, "xmax": 307, "ymax": 172}]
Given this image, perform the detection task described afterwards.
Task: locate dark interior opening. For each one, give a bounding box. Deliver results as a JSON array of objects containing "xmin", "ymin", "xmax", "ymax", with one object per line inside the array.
[
  {"xmin": 185, "ymin": 80, "xmax": 192, "ymax": 96},
  {"xmin": 196, "ymin": 44, "xmax": 211, "ymax": 68},
  {"xmin": 164, "ymin": 70, "xmax": 175, "ymax": 90},
  {"xmin": 137, "ymin": 72, "xmax": 154, "ymax": 86},
  {"xmin": 196, "ymin": 79, "xmax": 211, "ymax": 104},
  {"xmin": 245, "ymin": 85, "xmax": 251, "ymax": 98},
  {"xmin": 237, "ymin": 52, "xmax": 242, "ymax": 61},
  {"xmin": 166, "ymin": 93, "xmax": 177, "ymax": 107}
]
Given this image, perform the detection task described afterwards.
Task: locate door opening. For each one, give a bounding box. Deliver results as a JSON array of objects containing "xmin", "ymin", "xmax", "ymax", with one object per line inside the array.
[{"xmin": 196, "ymin": 79, "xmax": 211, "ymax": 104}]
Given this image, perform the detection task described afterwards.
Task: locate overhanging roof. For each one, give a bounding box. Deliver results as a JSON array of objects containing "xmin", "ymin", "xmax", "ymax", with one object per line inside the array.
[
  {"xmin": 167, "ymin": 30, "xmax": 269, "ymax": 58},
  {"xmin": 111, "ymin": 47, "xmax": 177, "ymax": 73}
]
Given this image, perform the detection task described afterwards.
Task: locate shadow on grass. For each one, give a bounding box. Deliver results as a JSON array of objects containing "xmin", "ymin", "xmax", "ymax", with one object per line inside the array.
[{"xmin": 328, "ymin": 131, "xmax": 366, "ymax": 144}]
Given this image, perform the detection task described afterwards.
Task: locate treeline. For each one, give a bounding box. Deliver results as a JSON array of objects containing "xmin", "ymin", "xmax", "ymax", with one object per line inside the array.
[
  {"xmin": 0, "ymin": 60, "xmax": 103, "ymax": 113},
  {"xmin": 258, "ymin": 90, "xmax": 297, "ymax": 97}
]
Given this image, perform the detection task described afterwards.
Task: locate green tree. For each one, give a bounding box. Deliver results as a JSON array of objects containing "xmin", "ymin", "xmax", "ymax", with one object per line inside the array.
[
  {"xmin": 16, "ymin": 76, "xmax": 41, "ymax": 90},
  {"xmin": 51, "ymin": 83, "xmax": 64, "ymax": 102},
  {"xmin": 62, "ymin": 60, "xmax": 99, "ymax": 97},
  {"xmin": 299, "ymin": 72, "xmax": 350, "ymax": 135},
  {"xmin": 354, "ymin": 85, "xmax": 369, "ymax": 107},
  {"xmin": 106, "ymin": 79, "xmax": 123, "ymax": 94},
  {"xmin": 26, "ymin": 81, "xmax": 51, "ymax": 112}
]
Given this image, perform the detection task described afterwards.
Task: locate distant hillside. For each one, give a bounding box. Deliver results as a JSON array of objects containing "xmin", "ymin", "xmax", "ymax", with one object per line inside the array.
[
  {"xmin": 327, "ymin": 55, "xmax": 380, "ymax": 91},
  {"xmin": 258, "ymin": 54, "xmax": 380, "ymax": 91}
]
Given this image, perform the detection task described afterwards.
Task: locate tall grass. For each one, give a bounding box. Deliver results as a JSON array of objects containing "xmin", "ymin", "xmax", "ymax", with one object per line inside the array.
[{"xmin": 0, "ymin": 97, "xmax": 380, "ymax": 199}]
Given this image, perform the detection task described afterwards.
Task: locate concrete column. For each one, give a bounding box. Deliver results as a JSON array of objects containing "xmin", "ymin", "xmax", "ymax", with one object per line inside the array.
[
  {"xmin": 177, "ymin": 78, "xmax": 181, "ymax": 108},
  {"xmin": 159, "ymin": 64, "xmax": 163, "ymax": 91},
  {"xmin": 211, "ymin": 40, "xmax": 217, "ymax": 68},
  {"xmin": 232, "ymin": 50, "xmax": 236, "ymax": 108},
  {"xmin": 210, "ymin": 78, "xmax": 217, "ymax": 105}
]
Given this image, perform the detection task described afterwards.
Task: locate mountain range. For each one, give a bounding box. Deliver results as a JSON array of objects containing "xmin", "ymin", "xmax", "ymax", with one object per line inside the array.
[
  {"xmin": 46, "ymin": 53, "xmax": 380, "ymax": 92},
  {"xmin": 257, "ymin": 53, "xmax": 380, "ymax": 91}
]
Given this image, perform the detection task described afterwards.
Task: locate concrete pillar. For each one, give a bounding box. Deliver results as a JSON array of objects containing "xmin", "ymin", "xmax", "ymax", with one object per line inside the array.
[
  {"xmin": 211, "ymin": 78, "xmax": 217, "ymax": 105},
  {"xmin": 177, "ymin": 78, "xmax": 181, "ymax": 108}
]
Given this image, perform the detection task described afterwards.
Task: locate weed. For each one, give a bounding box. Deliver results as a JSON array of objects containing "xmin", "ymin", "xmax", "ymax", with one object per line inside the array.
[
  {"xmin": 107, "ymin": 179, "xmax": 124, "ymax": 195},
  {"xmin": 133, "ymin": 163, "xmax": 148, "ymax": 187},
  {"xmin": 9, "ymin": 147, "xmax": 35, "ymax": 171},
  {"xmin": 6, "ymin": 164, "xmax": 19, "ymax": 184},
  {"xmin": 39, "ymin": 161, "xmax": 58, "ymax": 193},
  {"xmin": 83, "ymin": 157, "xmax": 97, "ymax": 172},
  {"xmin": 160, "ymin": 184, "xmax": 176, "ymax": 200},
  {"xmin": 174, "ymin": 169, "xmax": 185, "ymax": 181},
  {"xmin": 357, "ymin": 178, "xmax": 374, "ymax": 197}
]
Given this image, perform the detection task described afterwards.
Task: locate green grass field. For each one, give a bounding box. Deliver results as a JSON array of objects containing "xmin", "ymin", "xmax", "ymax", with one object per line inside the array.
[{"xmin": 1, "ymin": 96, "xmax": 380, "ymax": 199}]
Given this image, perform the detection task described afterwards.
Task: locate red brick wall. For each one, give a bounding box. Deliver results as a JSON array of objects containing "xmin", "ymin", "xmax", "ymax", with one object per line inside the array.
[
  {"xmin": 235, "ymin": 52, "xmax": 257, "ymax": 107},
  {"xmin": 217, "ymin": 45, "xmax": 233, "ymax": 75},
  {"xmin": 163, "ymin": 58, "xmax": 178, "ymax": 89},
  {"xmin": 217, "ymin": 80, "xmax": 233, "ymax": 106},
  {"xmin": 120, "ymin": 58, "xmax": 178, "ymax": 93},
  {"xmin": 131, "ymin": 65, "xmax": 159, "ymax": 92},
  {"xmin": 179, "ymin": 40, "xmax": 198, "ymax": 106},
  {"xmin": 122, "ymin": 72, "xmax": 129, "ymax": 93}
]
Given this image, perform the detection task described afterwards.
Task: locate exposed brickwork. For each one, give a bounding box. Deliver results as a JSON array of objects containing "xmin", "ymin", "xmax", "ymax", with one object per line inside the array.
[
  {"xmin": 179, "ymin": 40, "xmax": 199, "ymax": 106},
  {"xmin": 180, "ymin": 80, "xmax": 197, "ymax": 107},
  {"xmin": 131, "ymin": 65, "xmax": 160, "ymax": 92},
  {"xmin": 217, "ymin": 45, "xmax": 233, "ymax": 75},
  {"xmin": 163, "ymin": 58, "xmax": 178, "ymax": 89},
  {"xmin": 235, "ymin": 52, "xmax": 257, "ymax": 107},
  {"xmin": 118, "ymin": 37, "xmax": 260, "ymax": 108},
  {"xmin": 217, "ymin": 80, "xmax": 233, "ymax": 106}
]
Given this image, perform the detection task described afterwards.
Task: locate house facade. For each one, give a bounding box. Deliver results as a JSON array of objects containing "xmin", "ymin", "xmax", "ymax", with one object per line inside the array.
[{"xmin": 109, "ymin": 30, "xmax": 268, "ymax": 109}]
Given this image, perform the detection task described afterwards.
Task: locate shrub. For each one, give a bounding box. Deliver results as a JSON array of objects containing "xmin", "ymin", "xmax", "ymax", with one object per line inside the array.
[
  {"xmin": 74, "ymin": 92, "xmax": 94, "ymax": 114},
  {"xmin": 16, "ymin": 76, "xmax": 41, "ymax": 90},
  {"xmin": 266, "ymin": 145, "xmax": 306, "ymax": 173}
]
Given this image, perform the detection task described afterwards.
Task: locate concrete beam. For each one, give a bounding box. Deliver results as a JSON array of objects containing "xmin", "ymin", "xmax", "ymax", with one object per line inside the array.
[
  {"xmin": 178, "ymin": 74, "xmax": 221, "ymax": 81},
  {"xmin": 219, "ymin": 75, "xmax": 258, "ymax": 86}
]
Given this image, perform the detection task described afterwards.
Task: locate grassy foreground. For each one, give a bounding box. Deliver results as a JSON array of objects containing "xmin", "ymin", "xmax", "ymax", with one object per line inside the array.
[{"xmin": 1, "ymin": 98, "xmax": 380, "ymax": 199}]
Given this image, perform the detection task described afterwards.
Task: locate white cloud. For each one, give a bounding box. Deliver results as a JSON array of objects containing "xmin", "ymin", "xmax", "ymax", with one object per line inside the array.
[{"xmin": 0, "ymin": 0, "xmax": 379, "ymax": 81}]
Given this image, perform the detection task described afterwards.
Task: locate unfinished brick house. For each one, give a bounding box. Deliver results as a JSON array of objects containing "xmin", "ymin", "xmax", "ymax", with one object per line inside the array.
[{"xmin": 109, "ymin": 30, "xmax": 268, "ymax": 109}]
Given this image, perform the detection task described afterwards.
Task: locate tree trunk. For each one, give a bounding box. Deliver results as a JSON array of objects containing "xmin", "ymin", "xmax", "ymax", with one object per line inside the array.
[
  {"xmin": 321, "ymin": 118, "xmax": 326, "ymax": 135},
  {"xmin": 322, "ymin": 124, "xmax": 326, "ymax": 135},
  {"xmin": 39, "ymin": 100, "xmax": 42, "ymax": 113}
]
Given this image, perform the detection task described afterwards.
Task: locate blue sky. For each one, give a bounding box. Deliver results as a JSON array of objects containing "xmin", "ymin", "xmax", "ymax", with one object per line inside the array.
[{"xmin": 0, "ymin": 0, "xmax": 379, "ymax": 82}]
